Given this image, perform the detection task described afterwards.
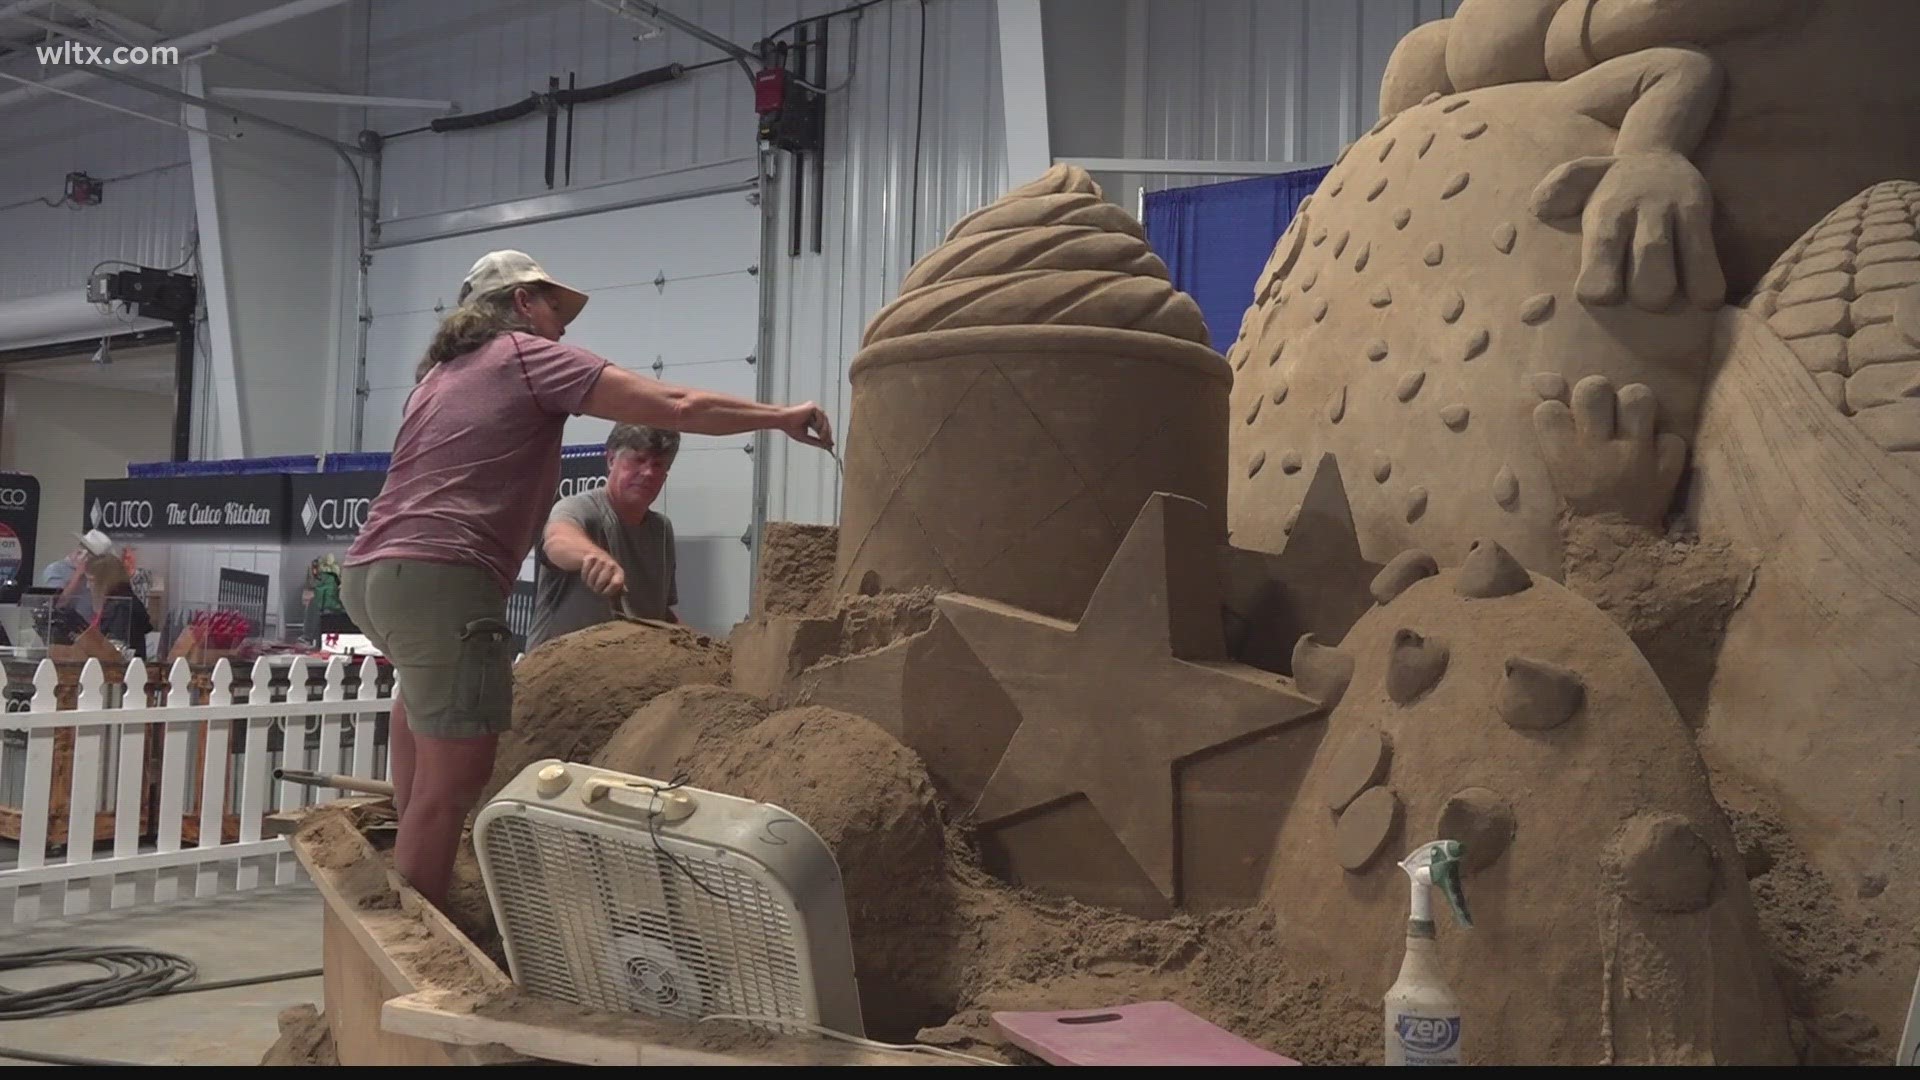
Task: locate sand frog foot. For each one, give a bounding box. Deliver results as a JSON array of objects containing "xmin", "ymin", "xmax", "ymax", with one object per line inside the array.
[{"xmin": 1533, "ymin": 374, "xmax": 1688, "ymax": 527}]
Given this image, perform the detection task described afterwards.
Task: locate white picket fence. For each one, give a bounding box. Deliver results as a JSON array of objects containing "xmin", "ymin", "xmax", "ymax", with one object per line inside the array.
[{"xmin": 0, "ymin": 653, "xmax": 395, "ymax": 926}]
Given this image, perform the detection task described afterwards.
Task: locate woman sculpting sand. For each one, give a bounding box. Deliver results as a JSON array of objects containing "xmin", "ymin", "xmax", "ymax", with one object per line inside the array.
[{"xmin": 342, "ymin": 250, "xmax": 834, "ymax": 905}]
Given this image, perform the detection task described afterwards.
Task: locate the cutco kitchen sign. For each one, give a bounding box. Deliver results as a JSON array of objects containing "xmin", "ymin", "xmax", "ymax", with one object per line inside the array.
[{"xmin": 82, "ymin": 474, "xmax": 291, "ymax": 541}]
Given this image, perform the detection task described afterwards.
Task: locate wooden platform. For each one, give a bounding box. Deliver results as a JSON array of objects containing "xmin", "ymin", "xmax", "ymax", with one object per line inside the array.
[{"xmin": 286, "ymin": 804, "xmax": 965, "ymax": 1067}]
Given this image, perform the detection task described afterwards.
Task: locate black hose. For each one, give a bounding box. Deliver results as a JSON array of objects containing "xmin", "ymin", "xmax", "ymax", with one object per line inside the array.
[
  {"xmin": 560, "ymin": 63, "xmax": 684, "ymax": 107},
  {"xmin": 0, "ymin": 951, "xmax": 325, "ymax": 1066},
  {"xmin": 0, "ymin": 947, "xmax": 195, "ymax": 1020},
  {"xmin": 430, "ymin": 93, "xmax": 542, "ymax": 133},
  {"xmin": 0, "ymin": 1046, "xmax": 139, "ymax": 1067}
]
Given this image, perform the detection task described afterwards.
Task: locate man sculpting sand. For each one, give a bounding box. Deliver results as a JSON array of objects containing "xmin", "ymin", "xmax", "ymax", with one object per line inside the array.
[{"xmin": 525, "ymin": 424, "xmax": 680, "ymax": 651}]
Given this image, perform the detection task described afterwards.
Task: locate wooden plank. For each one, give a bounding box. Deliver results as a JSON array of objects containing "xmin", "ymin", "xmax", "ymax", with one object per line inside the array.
[
  {"xmin": 289, "ymin": 812, "xmax": 521, "ymax": 1067},
  {"xmin": 324, "ymin": 910, "xmax": 461, "ymax": 1067},
  {"xmin": 381, "ymin": 989, "xmax": 964, "ymax": 1068}
]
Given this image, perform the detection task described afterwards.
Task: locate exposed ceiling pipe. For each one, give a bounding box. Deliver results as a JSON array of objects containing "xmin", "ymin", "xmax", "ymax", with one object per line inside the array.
[
  {"xmin": 624, "ymin": 1, "xmax": 759, "ymax": 81},
  {"xmin": 0, "ymin": 0, "xmax": 354, "ymax": 112}
]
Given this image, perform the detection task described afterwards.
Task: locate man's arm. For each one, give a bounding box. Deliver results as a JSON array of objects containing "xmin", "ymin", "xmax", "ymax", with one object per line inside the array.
[
  {"xmin": 543, "ymin": 519, "xmax": 624, "ymax": 597},
  {"xmin": 582, "ymin": 365, "xmax": 833, "ymax": 448}
]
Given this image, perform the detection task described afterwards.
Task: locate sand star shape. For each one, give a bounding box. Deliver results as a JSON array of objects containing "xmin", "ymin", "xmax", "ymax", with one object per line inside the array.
[{"xmin": 937, "ymin": 493, "xmax": 1324, "ymax": 904}]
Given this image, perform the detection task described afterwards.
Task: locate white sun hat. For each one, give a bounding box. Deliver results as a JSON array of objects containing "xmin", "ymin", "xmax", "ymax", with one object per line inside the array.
[{"xmin": 459, "ymin": 250, "xmax": 590, "ymax": 326}]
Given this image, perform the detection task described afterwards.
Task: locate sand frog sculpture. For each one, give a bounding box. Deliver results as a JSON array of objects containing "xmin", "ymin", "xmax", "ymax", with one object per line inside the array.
[
  {"xmin": 1228, "ymin": 0, "xmax": 1920, "ymax": 570},
  {"xmin": 1230, "ymin": 0, "xmax": 1920, "ymax": 1055}
]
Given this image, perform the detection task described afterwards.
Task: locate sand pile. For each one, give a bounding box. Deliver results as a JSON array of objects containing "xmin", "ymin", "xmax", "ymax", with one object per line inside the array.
[
  {"xmin": 1561, "ymin": 513, "xmax": 1755, "ymax": 727},
  {"xmin": 591, "ymin": 684, "xmax": 771, "ymax": 779},
  {"xmin": 598, "ymin": 699, "xmax": 958, "ymax": 1041},
  {"xmin": 484, "ymin": 619, "xmax": 730, "ymax": 800},
  {"xmin": 259, "ymin": 1004, "xmax": 337, "ymax": 1066},
  {"xmin": 753, "ymin": 522, "xmax": 838, "ymax": 617},
  {"xmin": 464, "ymin": 682, "xmax": 1381, "ymax": 1062},
  {"xmin": 297, "ymin": 692, "xmax": 1388, "ymax": 1066},
  {"xmin": 730, "ymin": 581, "xmax": 941, "ymax": 700},
  {"xmin": 925, "ymin": 864, "xmax": 1382, "ymax": 1065},
  {"xmin": 1718, "ymin": 776, "xmax": 1912, "ymax": 1064}
]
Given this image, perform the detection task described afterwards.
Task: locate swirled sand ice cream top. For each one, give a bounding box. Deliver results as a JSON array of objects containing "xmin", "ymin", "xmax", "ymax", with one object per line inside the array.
[{"xmin": 861, "ymin": 165, "xmax": 1212, "ymax": 347}]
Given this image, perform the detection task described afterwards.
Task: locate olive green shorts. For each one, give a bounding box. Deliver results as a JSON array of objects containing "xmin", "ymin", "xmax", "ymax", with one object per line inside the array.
[{"xmin": 339, "ymin": 559, "xmax": 514, "ymax": 740}]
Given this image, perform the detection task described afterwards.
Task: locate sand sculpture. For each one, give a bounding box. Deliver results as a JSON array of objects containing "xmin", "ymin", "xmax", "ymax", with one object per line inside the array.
[
  {"xmin": 1213, "ymin": 0, "xmax": 1920, "ymax": 1060},
  {"xmin": 1231, "ymin": 0, "xmax": 1920, "ymax": 572},
  {"xmin": 834, "ymin": 166, "xmax": 1229, "ymax": 623},
  {"xmin": 709, "ymin": 6, "xmax": 1920, "ymax": 1054},
  {"xmin": 1263, "ymin": 544, "xmax": 1792, "ymax": 1064}
]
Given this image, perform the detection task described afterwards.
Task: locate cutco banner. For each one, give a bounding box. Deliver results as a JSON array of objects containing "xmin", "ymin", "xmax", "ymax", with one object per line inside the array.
[
  {"xmin": 82, "ymin": 474, "xmax": 290, "ymax": 541},
  {"xmin": 0, "ymin": 473, "xmax": 39, "ymax": 603},
  {"xmin": 287, "ymin": 456, "xmax": 604, "ymax": 542},
  {"xmin": 290, "ymin": 471, "xmax": 385, "ymax": 542},
  {"xmin": 556, "ymin": 454, "xmax": 607, "ymax": 501}
]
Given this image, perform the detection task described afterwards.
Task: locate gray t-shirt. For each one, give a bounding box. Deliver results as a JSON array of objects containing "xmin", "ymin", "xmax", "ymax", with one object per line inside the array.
[{"xmin": 524, "ymin": 488, "xmax": 676, "ymax": 651}]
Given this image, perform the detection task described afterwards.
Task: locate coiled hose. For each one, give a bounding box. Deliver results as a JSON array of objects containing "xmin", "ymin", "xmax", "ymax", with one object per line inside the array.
[
  {"xmin": 0, "ymin": 948, "xmax": 322, "ymax": 1066},
  {"xmin": 0, "ymin": 947, "xmax": 196, "ymax": 1020}
]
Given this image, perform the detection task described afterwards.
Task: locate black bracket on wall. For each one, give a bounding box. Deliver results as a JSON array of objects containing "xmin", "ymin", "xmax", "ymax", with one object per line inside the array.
[{"xmin": 757, "ymin": 20, "xmax": 827, "ymax": 258}]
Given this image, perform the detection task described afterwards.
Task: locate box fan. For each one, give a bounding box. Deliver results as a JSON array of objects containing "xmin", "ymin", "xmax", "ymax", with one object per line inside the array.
[{"xmin": 474, "ymin": 759, "xmax": 865, "ymax": 1037}]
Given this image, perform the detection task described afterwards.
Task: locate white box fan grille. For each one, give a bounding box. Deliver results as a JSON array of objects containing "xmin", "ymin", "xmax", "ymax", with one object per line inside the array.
[{"xmin": 474, "ymin": 760, "xmax": 865, "ymax": 1038}]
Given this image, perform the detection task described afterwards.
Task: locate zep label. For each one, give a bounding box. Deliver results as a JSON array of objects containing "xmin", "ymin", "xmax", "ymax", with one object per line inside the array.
[{"xmin": 1394, "ymin": 1013, "xmax": 1462, "ymax": 1065}]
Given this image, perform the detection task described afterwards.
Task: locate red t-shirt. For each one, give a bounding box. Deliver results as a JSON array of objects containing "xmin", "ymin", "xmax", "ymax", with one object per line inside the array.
[{"xmin": 346, "ymin": 332, "xmax": 608, "ymax": 594}]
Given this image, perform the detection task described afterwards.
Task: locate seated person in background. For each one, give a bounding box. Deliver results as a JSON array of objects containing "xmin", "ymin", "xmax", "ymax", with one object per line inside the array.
[
  {"xmin": 524, "ymin": 424, "xmax": 680, "ymax": 652},
  {"xmin": 79, "ymin": 536, "xmax": 153, "ymax": 658},
  {"xmin": 42, "ymin": 533, "xmax": 107, "ymax": 621}
]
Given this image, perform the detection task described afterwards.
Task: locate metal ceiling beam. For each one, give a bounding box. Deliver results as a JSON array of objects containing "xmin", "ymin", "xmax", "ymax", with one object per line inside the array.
[
  {"xmin": 79, "ymin": 62, "xmax": 367, "ymax": 157},
  {"xmin": 207, "ymin": 86, "xmax": 458, "ymax": 112},
  {"xmin": 0, "ymin": 65, "xmax": 232, "ymax": 138}
]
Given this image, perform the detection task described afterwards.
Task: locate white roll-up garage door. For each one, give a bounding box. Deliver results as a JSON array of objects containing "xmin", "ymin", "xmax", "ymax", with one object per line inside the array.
[{"xmin": 361, "ymin": 190, "xmax": 762, "ymax": 635}]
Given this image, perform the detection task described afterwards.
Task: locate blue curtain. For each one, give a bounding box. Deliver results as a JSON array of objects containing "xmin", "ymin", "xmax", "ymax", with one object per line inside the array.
[
  {"xmin": 1144, "ymin": 166, "xmax": 1330, "ymax": 354},
  {"xmin": 127, "ymin": 455, "xmax": 318, "ymax": 478}
]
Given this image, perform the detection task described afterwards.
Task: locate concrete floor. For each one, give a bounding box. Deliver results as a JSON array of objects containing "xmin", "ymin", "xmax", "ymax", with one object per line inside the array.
[{"xmin": 0, "ymin": 885, "xmax": 323, "ymax": 1066}]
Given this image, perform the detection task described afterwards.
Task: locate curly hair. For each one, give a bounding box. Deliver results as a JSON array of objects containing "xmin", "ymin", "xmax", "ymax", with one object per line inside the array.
[
  {"xmin": 415, "ymin": 283, "xmax": 547, "ymax": 382},
  {"xmin": 606, "ymin": 423, "xmax": 681, "ymax": 462}
]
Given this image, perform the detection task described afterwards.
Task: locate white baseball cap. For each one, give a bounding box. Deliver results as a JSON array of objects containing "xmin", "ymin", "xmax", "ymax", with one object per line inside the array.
[
  {"xmin": 76, "ymin": 529, "xmax": 117, "ymax": 558},
  {"xmin": 458, "ymin": 250, "xmax": 590, "ymax": 326}
]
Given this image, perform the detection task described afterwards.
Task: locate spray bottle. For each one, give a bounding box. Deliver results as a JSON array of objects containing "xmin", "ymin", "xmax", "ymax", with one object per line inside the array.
[{"xmin": 1385, "ymin": 839, "xmax": 1472, "ymax": 1066}]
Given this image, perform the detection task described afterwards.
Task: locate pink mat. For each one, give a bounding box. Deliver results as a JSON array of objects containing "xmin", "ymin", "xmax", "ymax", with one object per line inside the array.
[{"xmin": 990, "ymin": 1001, "xmax": 1303, "ymax": 1066}]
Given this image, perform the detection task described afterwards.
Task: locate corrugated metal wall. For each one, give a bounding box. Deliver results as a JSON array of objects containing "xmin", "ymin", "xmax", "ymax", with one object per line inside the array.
[
  {"xmin": 0, "ymin": 88, "xmax": 195, "ymax": 303},
  {"xmin": 1046, "ymin": 0, "xmax": 1459, "ymax": 207},
  {"xmin": 368, "ymin": 0, "xmax": 776, "ymax": 221},
  {"xmin": 361, "ymin": 0, "xmax": 1007, "ymax": 529},
  {"xmin": 761, "ymin": 0, "xmax": 1008, "ymax": 526},
  {"xmin": 1138, "ymin": 0, "xmax": 1459, "ymax": 175}
]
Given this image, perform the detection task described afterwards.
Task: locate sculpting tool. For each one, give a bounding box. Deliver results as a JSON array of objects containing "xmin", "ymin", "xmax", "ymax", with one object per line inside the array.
[{"xmin": 273, "ymin": 768, "xmax": 395, "ymax": 798}]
